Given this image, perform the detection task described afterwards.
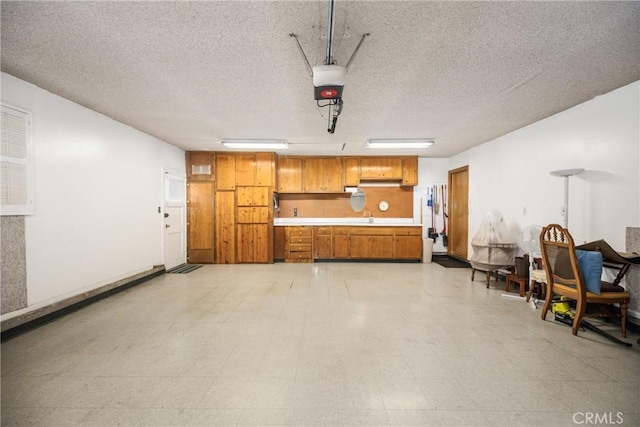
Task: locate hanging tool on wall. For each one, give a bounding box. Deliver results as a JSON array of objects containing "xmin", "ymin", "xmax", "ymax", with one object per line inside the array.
[
  {"xmin": 441, "ymin": 184, "xmax": 448, "ymax": 247},
  {"xmin": 428, "ymin": 185, "xmax": 438, "ymax": 241},
  {"xmin": 433, "ymin": 184, "xmax": 440, "ymax": 214}
]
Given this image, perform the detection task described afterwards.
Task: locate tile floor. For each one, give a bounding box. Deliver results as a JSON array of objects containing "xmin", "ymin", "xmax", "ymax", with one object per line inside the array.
[{"xmin": 1, "ymin": 262, "xmax": 639, "ymax": 426}]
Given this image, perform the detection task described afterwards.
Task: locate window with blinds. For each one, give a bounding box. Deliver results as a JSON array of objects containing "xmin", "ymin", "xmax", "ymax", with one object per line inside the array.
[{"xmin": 1, "ymin": 105, "xmax": 33, "ymax": 215}]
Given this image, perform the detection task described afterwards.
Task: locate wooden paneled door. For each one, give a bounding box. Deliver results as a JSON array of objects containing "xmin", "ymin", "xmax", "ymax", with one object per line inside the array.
[{"xmin": 448, "ymin": 166, "xmax": 469, "ymax": 260}]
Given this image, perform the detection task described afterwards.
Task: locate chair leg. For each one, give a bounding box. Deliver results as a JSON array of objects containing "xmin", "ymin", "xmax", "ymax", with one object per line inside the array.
[
  {"xmin": 541, "ymin": 290, "xmax": 553, "ymax": 320},
  {"xmin": 519, "ymin": 279, "xmax": 525, "ymax": 297},
  {"xmin": 526, "ymin": 280, "xmax": 536, "ymax": 302},
  {"xmin": 621, "ymin": 302, "xmax": 628, "ymax": 338},
  {"xmin": 573, "ymin": 298, "xmax": 587, "ymax": 336}
]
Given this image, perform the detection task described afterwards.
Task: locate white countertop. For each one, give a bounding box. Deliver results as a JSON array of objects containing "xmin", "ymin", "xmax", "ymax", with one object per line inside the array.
[{"xmin": 274, "ymin": 218, "xmax": 420, "ymax": 226}]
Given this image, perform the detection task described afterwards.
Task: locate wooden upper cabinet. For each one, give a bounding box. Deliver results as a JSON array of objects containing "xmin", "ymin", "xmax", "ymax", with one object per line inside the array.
[
  {"xmin": 255, "ymin": 152, "xmax": 275, "ymax": 186},
  {"xmin": 236, "ymin": 152, "xmax": 275, "ymax": 186},
  {"xmin": 235, "ymin": 154, "xmax": 255, "ymax": 186},
  {"xmin": 277, "ymin": 157, "xmax": 303, "ymax": 193},
  {"xmin": 304, "ymin": 158, "xmax": 343, "ymax": 192},
  {"xmin": 215, "ymin": 154, "xmax": 236, "ymax": 190},
  {"xmin": 360, "ymin": 158, "xmax": 403, "ymax": 180},
  {"xmin": 186, "ymin": 152, "xmax": 215, "ymax": 182},
  {"xmin": 237, "ymin": 186, "xmax": 269, "ymax": 206},
  {"xmin": 402, "ymin": 157, "xmax": 418, "ymax": 186},
  {"xmin": 343, "ymin": 158, "xmax": 360, "ymax": 186}
]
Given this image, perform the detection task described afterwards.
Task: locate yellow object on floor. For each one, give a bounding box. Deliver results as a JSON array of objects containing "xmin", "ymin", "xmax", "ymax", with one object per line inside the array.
[{"xmin": 552, "ymin": 296, "xmax": 574, "ymax": 319}]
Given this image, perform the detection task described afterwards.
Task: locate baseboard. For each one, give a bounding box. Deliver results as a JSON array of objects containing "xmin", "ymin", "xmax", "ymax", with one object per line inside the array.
[{"xmin": 1, "ymin": 265, "xmax": 165, "ymax": 341}]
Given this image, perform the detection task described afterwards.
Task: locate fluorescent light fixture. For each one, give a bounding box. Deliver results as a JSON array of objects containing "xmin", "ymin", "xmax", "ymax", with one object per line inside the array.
[
  {"xmin": 221, "ymin": 139, "xmax": 288, "ymax": 150},
  {"xmin": 366, "ymin": 139, "xmax": 434, "ymax": 149}
]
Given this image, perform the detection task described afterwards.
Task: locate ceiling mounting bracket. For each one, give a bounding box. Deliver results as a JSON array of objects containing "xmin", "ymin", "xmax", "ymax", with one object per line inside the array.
[{"xmin": 289, "ymin": 33, "xmax": 313, "ymax": 77}]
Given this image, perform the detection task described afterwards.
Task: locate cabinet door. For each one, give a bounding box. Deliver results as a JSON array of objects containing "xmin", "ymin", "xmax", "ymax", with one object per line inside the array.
[
  {"xmin": 304, "ymin": 158, "xmax": 343, "ymax": 192},
  {"xmin": 215, "ymin": 191, "xmax": 236, "ymax": 264},
  {"xmin": 277, "ymin": 157, "xmax": 303, "ymax": 192},
  {"xmin": 187, "ymin": 181, "xmax": 214, "ymax": 263},
  {"xmin": 237, "ymin": 186, "xmax": 269, "ymax": 206},
  {"xmin": 394, "ymin": 235, "xmax": 422, "ymax": 260},
  {"xmin": 360, "ymin": 158, "xmax": 403, "ymax": 179},
  {"xmin": 215, "ymin": 154, "xmax": 236, "ymax": 190},
  {"xmin": 252, "ymin": 224, "xmax": 270, "ymax": 263},
  {"xmin": 333, "ymin": 235, "xmax": 349, "ymax": 259},
  {"xmin": 303, "ymin": 158, "xmax": 324, "ymax": 192},
  {"xmin": 235, "ymin": 154, "xmax": 255, "ymax": 186},
  {"xmin": 237, "ymin": 224, "xmax": 270, "ymax": 263},
  {"xmin": 349, "ymin": 235, "xmax": 370, "ymax": 258},
  {"xmin": 274, "ymin": 227, "xmax": 286, "ymax": 260},
  {"xmin": 255, "ymin": 152, "xmax": 274, "ymax": 186},
  {"xmin": 344, "ymin": 158, "xmax": 360, "ymax": 186},
  {"xmin": 237, "ymin": 207, "xmax": 269, "ymax": 223},
  {"xmin": 322, "ymin": 158, "xmax": 343, "ymax": 192},
  {"xmin": 402, "ymin": 157, "xmax": 418, "ymax": 186},
  {"xmin": 369, "ymin": 235, "xmax": 394, "ymax": 258},
  {"xmin": 314, "ymin": 227, "xmax": 332, "ymax": 259}
]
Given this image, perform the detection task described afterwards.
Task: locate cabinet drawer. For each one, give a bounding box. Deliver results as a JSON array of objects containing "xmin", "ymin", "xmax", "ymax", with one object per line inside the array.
[
  {"xmin": 350, "ymin": 227, "xmax": 394, "ymax": 236},
  {"xmin": 289, "ymin": 227, "xmax": 313, "ymax": 236},
  {"xmin": 288, "ymin": 236, "xmax": 312, "ymax": 244},
  {"xmin": 289, "ymin": 251, "xmax": 312, "ymax": 259},
  {"xmin": 395, "ymin": 227, "xmax": 422, "ymax": 236},
  {"xmin": 333, "ymin": 227, "xmax": 349, "ymax": 235},
  {"xmin": 288, "ymin": 243, "xmax": 312, "ymax": 252},
  {"xmin": 315, "ymin": 226, "xmax": 332, "ymax": 235}
]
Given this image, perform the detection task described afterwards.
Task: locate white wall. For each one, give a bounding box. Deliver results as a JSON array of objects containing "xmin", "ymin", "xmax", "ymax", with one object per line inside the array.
[
  {"xmin": 1, "ymin": 73, "xmax": 185, "ymax": 312},
  {"xmin": 415, "ymin": 158, "xmax": 450, "ymax": 253},
  {"xmin": 448, "ymin": 81, "xmax": 640, "ymax": 254}
]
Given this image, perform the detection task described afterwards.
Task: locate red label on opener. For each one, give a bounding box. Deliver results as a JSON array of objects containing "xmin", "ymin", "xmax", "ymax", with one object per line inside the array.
[{"xmin": 321, "ymin": 89, "xmax": 338, "ymax": 98}]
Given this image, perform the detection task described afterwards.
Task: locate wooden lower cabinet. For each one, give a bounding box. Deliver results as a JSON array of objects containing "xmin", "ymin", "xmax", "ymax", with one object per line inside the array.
[
  {"xmin": 237, "ymin": 224, "xmax": 270, "ymax": 263},
  {"xmin": 285, "ymin": 227, "xmax": 313, "ymax": 263},
  {"xmin": 394, "ymin": 229, "xmax": 423, "ymax": 260},
  {"xmin": 215, "ymin": 191, "xmax": 236, "ymax": 264},
  {"xmin": 283, "ymin": 225, "xmax": 422, "ymax": 261},
  {"xmin": 350, "ymin": 227, "xmax": 395, "ymax": 259},
  {"xmin": 314, "ymin": 227, "xmax": 332, "ymax": 259}
]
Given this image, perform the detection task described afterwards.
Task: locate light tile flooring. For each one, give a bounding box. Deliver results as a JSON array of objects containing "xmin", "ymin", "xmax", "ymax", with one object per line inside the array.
[{"xmin": 2, "ymin": 262, "xmax": 639, "ymax": 426}]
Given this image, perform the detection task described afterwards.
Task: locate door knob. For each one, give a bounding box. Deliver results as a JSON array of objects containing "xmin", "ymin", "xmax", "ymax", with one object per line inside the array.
[{"xmin": 165, "ymin": 224, "xmax": 170, "ymax": 228}]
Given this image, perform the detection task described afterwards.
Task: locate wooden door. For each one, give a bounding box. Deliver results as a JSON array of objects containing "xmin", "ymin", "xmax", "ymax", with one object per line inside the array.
[
  {"xmin": 448, "ymin": 166, "xmax": 469, "ymax": 260},
  {"xmin": 187, "ymin": 181, "xmax": 214, "ymax": 263}
]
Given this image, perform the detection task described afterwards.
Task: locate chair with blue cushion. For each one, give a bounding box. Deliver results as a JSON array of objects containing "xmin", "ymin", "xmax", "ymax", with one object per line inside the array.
[{"xmin": 539, "ymin": 224, "xmax": 630, "ymax": 337}]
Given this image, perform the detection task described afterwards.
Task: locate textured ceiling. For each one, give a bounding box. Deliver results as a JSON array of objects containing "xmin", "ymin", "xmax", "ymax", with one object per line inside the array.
[{"xmin": 2, "ymin": 1, "xmax": 639, "ymax": 157}]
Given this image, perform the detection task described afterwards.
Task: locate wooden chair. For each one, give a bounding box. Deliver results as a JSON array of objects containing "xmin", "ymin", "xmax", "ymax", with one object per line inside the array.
[
  {"xmin": 505, "ymin": 256, "xmax": 529, "ymax": 297},
  {"xmin": 539, "ymin": 224, "xmax": 630, "ymax": 337}
]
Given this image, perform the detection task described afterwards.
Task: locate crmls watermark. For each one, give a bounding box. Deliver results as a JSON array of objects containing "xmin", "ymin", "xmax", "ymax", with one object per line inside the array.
[{"xmin": 573, "ymin": 412, "xmax": 624, "ymax": 425}]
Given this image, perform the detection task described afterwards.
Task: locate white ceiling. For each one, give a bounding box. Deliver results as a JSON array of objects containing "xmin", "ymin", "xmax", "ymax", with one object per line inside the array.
[{"xmin": 1, "ymin": 1, "xmax": 639, "ymax": 157}]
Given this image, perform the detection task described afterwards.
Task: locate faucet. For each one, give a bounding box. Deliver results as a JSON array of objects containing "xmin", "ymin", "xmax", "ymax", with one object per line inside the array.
[{"xmin": 363, "ymin": 210, "xmax": 374, "ymax": 223}]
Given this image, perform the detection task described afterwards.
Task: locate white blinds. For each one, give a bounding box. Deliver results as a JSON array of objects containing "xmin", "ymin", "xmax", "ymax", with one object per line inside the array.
[{"xmin": 0, "ymin": 105, "xmax": 33, "ymax": 215}]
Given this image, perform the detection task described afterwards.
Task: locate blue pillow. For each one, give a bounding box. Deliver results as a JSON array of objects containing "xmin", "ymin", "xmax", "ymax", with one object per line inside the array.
[{"xmin": 576, "ymin": 249, "xmax": 603, "ymax": 295}]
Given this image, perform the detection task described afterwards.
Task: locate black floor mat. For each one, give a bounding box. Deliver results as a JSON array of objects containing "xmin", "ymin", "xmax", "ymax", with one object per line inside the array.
[
  {"xmin": 432, "ymin": 256, "xmax": 470, "ymax": 268},
  {"xmin": 166, "ymin": 264, "xmax": 202, "ymax": 274}
]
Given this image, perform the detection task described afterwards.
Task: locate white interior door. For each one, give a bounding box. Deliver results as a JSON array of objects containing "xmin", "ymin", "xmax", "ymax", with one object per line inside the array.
[{"xmin": 163, "ymin": 168, "xmax": 186, "ymax": 269}]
